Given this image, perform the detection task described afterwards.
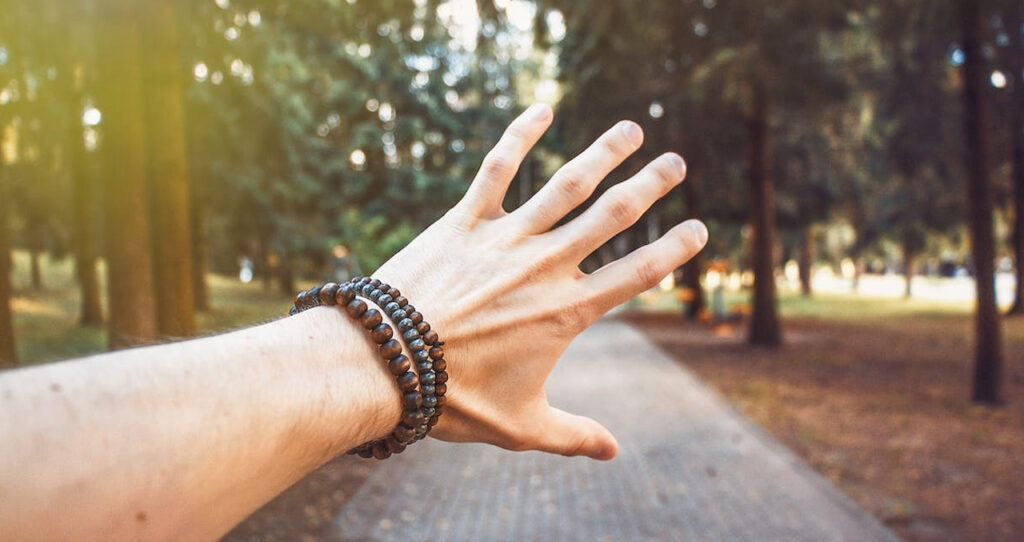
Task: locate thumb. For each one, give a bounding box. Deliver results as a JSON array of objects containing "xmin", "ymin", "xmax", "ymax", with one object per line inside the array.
[{"xmin": 531, "ymin": 406, "xmax": 619, "ymax": 460}]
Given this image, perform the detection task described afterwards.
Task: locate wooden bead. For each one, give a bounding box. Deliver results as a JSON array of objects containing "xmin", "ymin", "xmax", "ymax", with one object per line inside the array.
[
  {"xmin": 416, "ymin": 361, "xmax": 433, "ymax": 373},
  {"xmin": 435, "ymin": 370, "xmax": 448, "ymax": 383},
  {"xmin": 402, "ymin": 410, "xmax": 425, "ymax": 427},
  {"xmin": 371, "ymin": 442, "xmax": 391, "ymax": 460},
  {"xmin": 385, "ymin": 437, "xmax": 406, "ymax": 454},
  {"xmin": 435, "ymin": 394, "xmax": 447, "ymax": 406},
  {"xmin": 416, "ymin": 322, "xmax": 431, "ymax": 334},
  {"xmin": 421, "ymin": 384, "xmax": 436, "ymax": 395},
  {"xmin": 319, "ymin": 283, "xmax": 339, "ymax": 305},
  {"xmin": 371, "ymin": 324, "xmax": 393, "ymax": 344},
  {"xmin": 378, "ymin": 283, "xmax": 390, "ymax": 293},
  {"xmin": 378, "ymin": 294, "xmax": 394, "ymax": 306},
  {"xmin": 384, "ymin": 301, "xmax": 401, "ymax": 314},
  {"xmin": 433, "ymin": 405, "xmax": 445, "ymax": 417},
  {"xmin": 289, "ymin": 306, "xmax": 299, "ymax": 316},
  {"xmin": 394, "ymin": 296, "xmax": 408, "ymax": 307},
  {"xmin": 422, "ymin": 407, "xmax": 436, "ymax": 419},
  {"xmin": 401, "ymin": 391, "xmax": 422, "ymax": 410},
  {"xmin": 429, "ymin": 346, "xmax": 444, "ymax": 360},
  {"xmin": 370, "ymin": 278, "xmax": 381, "ymax": 287},
  {"xmin": 419, "ymin": 372, "xmax": 436, "ymax": 385},
  {"xmin": 433, "ymin": 359, "xmax": 447, "ymax": 371},
  {"xmin": 408, "ymin": 311, "xmax": 423, "ymax": 325},
  {"xmin": 435, "ymin": 383, "xmax": 447, "ymax": 395},
  {"xmin": 402, "ymin": 328, "xmax": 420, "ymax": 341},
  {"xmin": 357, "ymin": 447, "xmax": 374, "ymax": 459},
  {"xmin": 295, "ymin": 291, "xmax": 309, "ymax": 308},
  {"xmin": 412, "ymin": 350, "xmax": 430, "ymax": 363},
  {"xmin": 336, "ymin": 283, "xmax": 356, "ymax": 305},
  {"xmin": 360, "ymin": 308, "xmax": 383, "ymax": 329},
  {"xmin": 345, "ymin": 299, "xmax": 368, "ymax": 318},
  {"xmin": 309, "ymin": 286, "xmax": 322, "ymax": 304},
  {"xmin": 379, "ymin": 339, "xmax": 402, "ymax": 359},
  {"xmin": 360, "ymin": 283, "xmax": 375, "ymax": 297},
  {"xmin": 357, "ymin": 276, "xmax": 370, "ymax": 284},
  {"xmin": 397, "ymin": 371, "xmax": 419, "ymax": 391},
  {"xmin": 428, "ymin": 416, "xmax": 440, "ymax": 427},
  {"xmin": 397, "ymin": 318, "xmax": 415, "ymax": 332},
  {"xmin": 408, "ymin": 338, "xmax": 426, "ymax": 351},
  {"xmin": 423, "ymin": 395, "xmax": 438, "ymax": 409},
  {"xmin": 423, "ymin": 330, "xmax": 439, "ymax": 345},
  {"xmin": 386, "ymin": 287, "xmax": 400, "ymax": 298},
  {"xmin": 388, "ymin": 355, "xmax": 411, "ymax": 375},
  {"xmin": 394, "ymin": 424, "xmax": 416, "ymax": 443},
  {"xmin": 391, "ymin": 310, "xmax": 408, "ymax": 321},
  {"xmin": 350, "ymin": 276, "xmax": 363, "ymax": 283}
]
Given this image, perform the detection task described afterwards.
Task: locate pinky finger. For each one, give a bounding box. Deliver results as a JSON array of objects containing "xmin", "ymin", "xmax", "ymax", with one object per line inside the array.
[{"xmin": 583, "ymin": 219, "xmax": 708, "ymax": 313}]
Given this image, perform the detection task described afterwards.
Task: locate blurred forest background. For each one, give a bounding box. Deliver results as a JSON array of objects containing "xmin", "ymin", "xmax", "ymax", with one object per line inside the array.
[{"xmin": 1, "ymin": 1, "xmax": 1024, "ymax": 540}]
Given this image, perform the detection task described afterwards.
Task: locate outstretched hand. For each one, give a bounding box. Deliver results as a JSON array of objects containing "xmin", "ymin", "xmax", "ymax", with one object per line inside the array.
[{"xmin": 374, "ymin": 104, "xmax": 708, "ymax": 460}]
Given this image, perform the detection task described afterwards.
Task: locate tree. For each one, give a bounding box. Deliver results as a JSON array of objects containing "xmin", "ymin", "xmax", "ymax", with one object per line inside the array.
[
  {"xmin": 960, "ymin": 0, "xmax": 1005, "ymax": 404},
  {"xmin": 94, "ymin": 0, "xmax": 158, "ymax": 348},
  {"xmin": 1004, "ymin": 0, "xmax": 1024, "ymax": 315},
  {"xmin": 142, "ymin": 0, "xmax": 196, "ymax": 337},
  {"xmin": 0, "ymin": 160, "xmax": 16, "ymax": 367}
]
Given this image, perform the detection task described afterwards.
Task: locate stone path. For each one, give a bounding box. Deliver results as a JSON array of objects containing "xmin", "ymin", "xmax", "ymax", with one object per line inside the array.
[{"xmin": 326, "ymin": 319, "xmax": 901, "ymax": 542}]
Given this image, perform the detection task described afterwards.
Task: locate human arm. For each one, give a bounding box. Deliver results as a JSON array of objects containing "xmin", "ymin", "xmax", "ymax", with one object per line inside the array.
[{"xmin": 0, "ymin": 104, "xmax": 707, "ymax": 541}]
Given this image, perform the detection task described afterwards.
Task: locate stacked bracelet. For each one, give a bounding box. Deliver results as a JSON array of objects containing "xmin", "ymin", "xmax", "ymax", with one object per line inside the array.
[{"xmin": 288, "ymin": 277, "xmax": 446, "ymax": 460}]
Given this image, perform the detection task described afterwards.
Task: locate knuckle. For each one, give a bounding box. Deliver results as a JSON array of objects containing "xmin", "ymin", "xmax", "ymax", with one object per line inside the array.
[
  {"xmin": 480, "ymin": 152, "xmax": 516, "ymax": 179},
  {"xmin": 554, "ymin": 169, "xmax": 588, "ymax": 201},
  {"xmin": 605, "ymin": 191, "xmax": 638, "ymax": 225},
  {"xmin": 601, "ymin": 130, "xmax": 631, "ymax": 156},
  {"xmin": 635, "ymin": 255, "xmax": 664, "ymax": 290},
  {"xmin": 652, "ymin": 157, "xmax": 682, "ymax": 188}
]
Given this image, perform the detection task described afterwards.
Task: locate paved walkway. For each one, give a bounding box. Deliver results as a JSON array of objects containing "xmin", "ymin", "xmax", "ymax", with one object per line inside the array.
[{"xmin": 327, "ymin": 319, "xmax": 900, "ymax": 542}]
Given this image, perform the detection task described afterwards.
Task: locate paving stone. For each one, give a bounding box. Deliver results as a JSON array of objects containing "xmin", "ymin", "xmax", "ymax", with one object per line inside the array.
[{"xmin": 327, "ymin": 319, "xmax": 901, "ymax": 542}]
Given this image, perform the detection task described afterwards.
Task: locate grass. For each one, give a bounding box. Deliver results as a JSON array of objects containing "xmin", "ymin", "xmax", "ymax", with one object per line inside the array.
[
  {"xmin": 7, "ymin": 250, "xmax": 300, "ymax": 365},
  {"xmin": 623, "ymin": 290, "xmax": 1024, "ymax": 542}
]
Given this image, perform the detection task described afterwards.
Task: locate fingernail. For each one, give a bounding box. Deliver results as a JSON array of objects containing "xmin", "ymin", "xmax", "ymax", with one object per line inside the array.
[
  {"xmin": 620, "ymin": 121, "xmax": 643, "ymax": 147},
  {"xmin": 667, "ymin": 152, "xmax": 686, "ymax": 176},
  {"xmin": 528, "ymin": 103, "xmax": 552, "ymax": 120},
  {"xmin": 689, "ymin": 220, "xmax": 708, "ymax": 246}
]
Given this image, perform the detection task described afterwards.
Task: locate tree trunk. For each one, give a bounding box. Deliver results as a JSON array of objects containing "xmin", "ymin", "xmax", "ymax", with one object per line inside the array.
[
  {"xmin": 798, "ymin": 227, "xmax": 814, "ymax": 297},
  {"xmin": 142, "ymin": 0, "xmax": 196, "ymax": 338},
  {"xmin": 95, "ymin": 0, "xmax": 158, "ymax": 348},
  {"xmin": 29, "ymin": 249, "xmax": 42, "ymax": 290},
  {"xmin": 190, "ymin": 200, "xmax": 209, "ymax": 312},
  {"xmin": 961, "ymin": 0, "xmax": 1004, "ymax": 404},
  {"xmin": 902, "ymin": 240, "xmax": 914, "ymax": 299},
  {"xmin": 681, "ymin": 178, "xmax": 705, "ymax": 319},
  {"xmin": 63, "ymin": 10, "xmax": 104, "ymax": 327},
  {"xmin": 0, "ymin": 164, "xmax": 17, "ymax": 367},
  {"xmin": 1008, "ymin": 0, "xmax": 1024, "ymax": 316},
  {"xmin": 747, "ymin": 83, "xmax": 782, "ymax": 346}
]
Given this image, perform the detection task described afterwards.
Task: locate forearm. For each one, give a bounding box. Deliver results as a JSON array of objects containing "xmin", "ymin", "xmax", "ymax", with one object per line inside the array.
[{"xmin": 0, "ymin": 307, "xmax": 399, "ymax": 541}]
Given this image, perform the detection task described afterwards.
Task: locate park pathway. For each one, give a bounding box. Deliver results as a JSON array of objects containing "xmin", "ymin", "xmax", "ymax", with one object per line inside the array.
[{"xmin": 326, "ymin": 319, "xmax": 900, "ymax": 542}]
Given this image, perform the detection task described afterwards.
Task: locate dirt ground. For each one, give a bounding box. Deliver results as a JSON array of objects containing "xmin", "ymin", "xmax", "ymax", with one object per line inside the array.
[{"xmin": 621, "ymin": 310, "xmax": 1024, "ymax": 542}]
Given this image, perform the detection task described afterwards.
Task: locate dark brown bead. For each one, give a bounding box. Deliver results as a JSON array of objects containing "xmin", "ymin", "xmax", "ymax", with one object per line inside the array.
[
  {"xmin": 435, "ymin": 370, "xmax": 448, "ymax": 383},
  {"xmin": 386, "ymin": 287, "xmax": 400, "ymax": 298},
  {"xmin": 403, "ymin": 305, "xmax": 416, "ymax": 315},
  {"xmin": 433, "ymin": 359, "xmax": 447, "ymax": 371},
  {"xmin": 423, "ymin": 330, "xmax": 439, "ymax": 345},
  {"xmin": 319, "ymin": 283, "xmax": 339, "ymax": 305},
  {"xmin": 402, "ymin": 410, "xmax": 425, "ymax": 427},
  {"xmin": 397, "ymin": 371, "xmax": 419, "ymax": 391},
  {"xmin": 388, "ymin": 354, "xmax": 411, "ymax": 375},
  {"xmin": 357, "ymin": 276, "xmax": 370, "ymax": 284},
  {"xmin": 345, "ymin": 299, "xmax": 368, "ymax": 318},
  {"xmin": 289, "ymin": 306, "xmax": 299, "ymax": 316},
  {"xmin": 308, "ymin": 286, "xmax": 322, "ymax": 304},
  {"xmin": 371, "ymin": 324, "xmax": 393, "ymax": 344},
  {"xmin": 357, "ymin": 447, "xmax": 374, "ymax": 459},
  {"xmin": 416, "ymin": 322, "xmax": 431, "ymax": 334},
  {"xmin": 433, "ymin": 405, "xmax": 445, "ymax": 417},
  {"xmin": 394, "ymin": 296, "xmax": 408, "ymax": 307},
  {"xmin": 350, "ymin": 276, "xmax": 363, "ymax": 283},
  {"xmin": 401, "ymin": 391, "xmax": 422, "ymax": 410},
  {"xmin": 371, "ymin": 442, "xmax": 391, "ymax": 460},
  {"xmin": 435, "ymin": 383, "xmax": 447, "ymax": 395},
  {"xmin": 422, "ymin": 407, "xmax": 436, "ymax": 418},
  {"xmin": 429, "ymin": 346, "xmax": 444, "ymax": 360},
  {"xmin": 408, "ymin": 311, "xmax": 423, "ymax": 325},
  {"xmin": 378, "ymin": 283, "xmax": 391, "ymax": 293},
  {"xmin": 428, "ymin": 416, "xmax": 440, "ymax": 427},
  {"xmin": 370, "ymin": 278, "xmax": 382, "ymax": 287},
  {"xmin": 435, "ymin": 394, "xmax": 447, "ymax": 406},
  {"xmin": 394, "ymin": 424, "xmax": 416, "ymax": 443},
  {"xmin": 336, "ymin": 283, "xmax": 356, "ymax": 305},
  {"xmin": 295, "ymin": 291, "xmax": 309, "ymax": 308},
  {"xmin": 385, "ymin": 436, "xmax": 406, "ymax": 454},
  {"xmin": 379, "ymin": 339, "xmax": 402, "ymax": 359},
  {"xmin": 360, "ymin": 308, "xmax": 383, "ymax": 329}
]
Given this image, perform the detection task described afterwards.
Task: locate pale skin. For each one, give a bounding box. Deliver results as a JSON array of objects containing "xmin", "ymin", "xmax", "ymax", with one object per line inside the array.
[{"xmin": 0, "ymin": 104, "xmax": 707, "ymax": 541}]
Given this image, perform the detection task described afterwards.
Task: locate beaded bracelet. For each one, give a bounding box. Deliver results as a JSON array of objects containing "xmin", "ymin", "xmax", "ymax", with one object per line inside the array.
[
  {"xmin": 348, "ymin": 277, "xmax": 447, "ymax": 437},
  {"xmin": 288, "ymin": 278, "xmax": 446, "ymax": 460}
]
